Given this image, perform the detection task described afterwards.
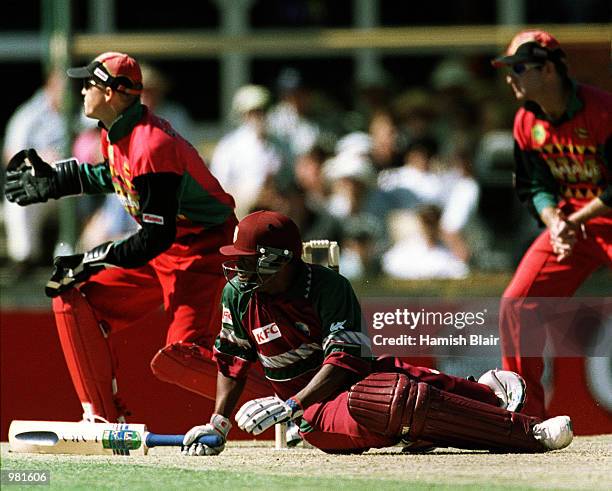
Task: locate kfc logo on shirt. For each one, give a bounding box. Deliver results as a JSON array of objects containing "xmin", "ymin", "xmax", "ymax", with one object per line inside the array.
[{"xmin": 253, "ymin": 323, "xmax": 281, "ymax": 345}]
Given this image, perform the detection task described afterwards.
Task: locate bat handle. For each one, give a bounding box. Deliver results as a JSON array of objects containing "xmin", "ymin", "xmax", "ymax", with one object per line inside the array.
[{"xmin": 145, "ymin": 433, "xmax": 223, "ymax": 448}]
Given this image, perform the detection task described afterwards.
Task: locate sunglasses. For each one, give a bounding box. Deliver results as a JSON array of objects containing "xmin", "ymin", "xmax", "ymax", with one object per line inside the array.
[
  {"xmin": 510, "ymin": 63, "xmax": 543, "ymax": 76},
  {"xmin": 82, "ymin": 78, "xmax": 106, "ymax": 91}
]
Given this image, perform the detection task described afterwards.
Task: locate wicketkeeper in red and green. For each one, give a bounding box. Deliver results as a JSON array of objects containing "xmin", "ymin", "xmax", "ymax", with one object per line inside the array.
[{"xmin": 4, "ymin": 52, "xmax": 269, "ymax": 423}]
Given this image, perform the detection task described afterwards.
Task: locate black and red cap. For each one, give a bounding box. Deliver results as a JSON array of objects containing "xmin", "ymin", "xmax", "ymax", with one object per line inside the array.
[
  {"xmin": 492, "ymin": 30, "xmax": 565, "ymax": 67},
  {"xmin": 67, "ymin": 52, "xmax": 143, "ymax": 95},
  {"xmin": 220, "ymin": 211, "xmax": 303, "ymax": 259}
]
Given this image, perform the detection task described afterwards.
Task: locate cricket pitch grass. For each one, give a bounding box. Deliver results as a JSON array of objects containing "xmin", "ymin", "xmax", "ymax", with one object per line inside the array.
[{"xmin": 1, "ymin": 436, "xmax": 611, "ymax": 490}]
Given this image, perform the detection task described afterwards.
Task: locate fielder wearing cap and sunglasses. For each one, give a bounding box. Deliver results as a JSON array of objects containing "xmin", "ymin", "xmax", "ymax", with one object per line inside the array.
[
  {"xmin": 492, "ymin": 30, "xmax": 612, "ymax": 419},
  {"xmin": 2, "ymin": 52, "xmax": 274, "ymax": 423},
  {"xmin": 181, "ymin": 210, "xmax": 573, "ymax": 456}
]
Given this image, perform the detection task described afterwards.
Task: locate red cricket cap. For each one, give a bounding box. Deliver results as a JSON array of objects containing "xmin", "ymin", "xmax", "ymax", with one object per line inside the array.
[
  {"xmin": 220, "ymin": 211, "xmax": 303, "ymax": 259},
  {"xmin": 492, "ymin": 30, "xmax": 564, "ymax": 68},
  {"xmin": 67, "ymin": 52, "xmax": 143, "ymax": 95}
]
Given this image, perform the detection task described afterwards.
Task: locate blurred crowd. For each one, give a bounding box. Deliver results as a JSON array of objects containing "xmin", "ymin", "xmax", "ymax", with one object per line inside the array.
[{"xmin": 2, "ymin": 57, "xmax": 527, "ymax": 282}]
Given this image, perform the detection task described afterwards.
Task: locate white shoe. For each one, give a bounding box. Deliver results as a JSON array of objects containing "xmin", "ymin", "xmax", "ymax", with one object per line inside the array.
[
  {"xmin": 286, "ymin": 420, "xmax": 302, "ymax": 447},
  {"xmin": 477, "ymin": 369, "xmax": 526, "ymax": 412},
  {"xmin": 533, "ymin": 416, "xmax": 573, "ymax": 451}
]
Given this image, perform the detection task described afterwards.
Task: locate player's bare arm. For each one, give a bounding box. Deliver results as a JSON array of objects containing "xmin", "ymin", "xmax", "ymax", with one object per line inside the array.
[
  {"xmin": 214, "ymin": 371, "xmax": 247, "ymax": 417},
  {"xmin": 292, "ymin": 363, "xmax": 355, "ymax": 409}
]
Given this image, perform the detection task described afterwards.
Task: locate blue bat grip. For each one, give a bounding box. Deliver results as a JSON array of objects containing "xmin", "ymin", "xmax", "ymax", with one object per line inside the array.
[{"xmin": 145, "ymin": 433, "xmax": 223, "ymax": 448}]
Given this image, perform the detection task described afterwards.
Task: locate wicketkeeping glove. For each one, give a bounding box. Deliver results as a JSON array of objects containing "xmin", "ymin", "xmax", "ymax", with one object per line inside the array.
[
  {"xmin": 182, "ymin": 414, "xmax": 231, "ymax": 456},
  {"xmin": 235, "ymin": 396, "xmax": 304, "ymax": 435},
  {"xmin": 45, "ymin": 242, "xmax": 115, "ymax": 298},
  {"xmin": 4, "ymin": 149, "xmax": 82, "ymax": 205}
]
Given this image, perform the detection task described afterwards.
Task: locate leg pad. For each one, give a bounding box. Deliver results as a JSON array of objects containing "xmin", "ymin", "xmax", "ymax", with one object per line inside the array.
[
  {"xmin": 348, "ymin": 373, "xmax": 546, "ymax": 452},
  {"xmin": 53, "ymin": 289, "xmax": 119, "ymax": 421},
  {"xmin": 409, "ymin": 382, "xmax": 545, "ymax": 452},
  {"xmin": 347, "ymin": 372, "xmax": 415, "ymax": 437}
]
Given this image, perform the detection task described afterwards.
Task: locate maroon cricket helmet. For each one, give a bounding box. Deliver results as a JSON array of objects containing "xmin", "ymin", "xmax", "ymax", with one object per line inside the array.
[{"xmin": 220, "ymin": 210, "xmax": 303, "ymax": 259}]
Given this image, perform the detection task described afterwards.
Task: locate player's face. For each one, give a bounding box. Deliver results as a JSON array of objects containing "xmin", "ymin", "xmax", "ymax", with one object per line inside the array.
[
  {"xmin": 223, "ymin": 247, "xmax": 293, "ymax": 294},
  {"xmin": 505, "ymin": 63, "xmax": 544, "ymax": 101},
  {"xmin": 81, "ymin": 78, "xmax": 107, "ymax": 119},
  {"xmin": 222, "ymin": 255, "xmax": 263, "ymax": 293}
]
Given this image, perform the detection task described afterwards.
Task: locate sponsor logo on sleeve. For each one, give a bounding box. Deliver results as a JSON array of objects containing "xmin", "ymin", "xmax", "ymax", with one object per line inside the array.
[
  {"xmin": 142, "ymin": 213, "xmax": 164, "ymax": 225},
  {"xmin": 329, "ymin": 320, "xmax": 347, "ymax": 333},
  {"xmin": 222, "ymin": 306, "xmax": 233, "ymax": 325},
  {"xmin": 253, "ymin": 323, "xmax": 281, "ymax": 344},
  {"xmin": 294, "ymin": 322, "xmax": 310, "ymax": 335}
]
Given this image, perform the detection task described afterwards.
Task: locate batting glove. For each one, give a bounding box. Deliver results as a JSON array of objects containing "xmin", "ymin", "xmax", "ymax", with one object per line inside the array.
[
  {"xmin": 45, "ymin": 242, "xmax": 115, "ymax": 298},
  {"xmin": 4, "ymin": 149, "xmax": 81, "ymax": 205},
  {"xmin": 235, "ymin": 396, "xmax": 303, "ymax": 436},
  {"xmin": 182, "ymin": 414, "xmax": 231, "ymax": 456}
]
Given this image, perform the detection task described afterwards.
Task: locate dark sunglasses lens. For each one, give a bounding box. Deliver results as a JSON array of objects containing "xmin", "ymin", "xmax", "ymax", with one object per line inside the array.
[{"xmin": 512, "ymin": 64, "xmax": 526, "ymax": 75}]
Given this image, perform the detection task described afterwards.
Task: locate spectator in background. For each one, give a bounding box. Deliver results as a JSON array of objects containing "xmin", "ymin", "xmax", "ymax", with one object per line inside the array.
[
  {"xmin": 339, "ymin": 214, "xmax": 383, "ymax": 280},
  {"xmin": 382, "ymin": 204, "xmax": 469, "ymax": 280},
  {"xmin": 393, "ymin": 88, "xmax": 437, "ymax": 147},
  {"xmin": 323, "ymin": 140, "xmax": 383, "ymax": 220},
  {"xmin": 378, "ymin": 136, "xmax": 443, "ymax": 209},
  {"xmin": 293, "ymin": 144, "xmax": 331, "ymax": 206},
  {"xmin": 438, "ymin": 150, "xmax": 481, "ymax": 263},
  {"xmin": 430, "ymin": 57, "xmax": 480, "ymax": 158},
  {"xmin": 140, "ymin": 62, "xmax": 195, "ymax": 142},
  {"xmin": 2, "ymin": 68, "xmax": 66, "ymax": 278},
  {"xmin": 210, "ymin": 85, "xmax": 285, "ymax": 218},
  {"xmin": 251, "ymin": 178, "xmax": 342, "ymax": 245},
  {"xmin": 267, "ymin": 67, "xmax": 320, "ymax": 164},
  {"xmin": 322, "ymin": 141, "xmax": 391, "ymax": 271},
  {"xmin": 368, "ymin": 109, "xmax": 405, "ymax": 172}
]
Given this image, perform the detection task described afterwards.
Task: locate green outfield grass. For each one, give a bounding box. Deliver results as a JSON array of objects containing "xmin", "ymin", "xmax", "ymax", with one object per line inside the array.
[{"xmin": 2, "ymin": 437, "xmax": 611, "ymax": 491}]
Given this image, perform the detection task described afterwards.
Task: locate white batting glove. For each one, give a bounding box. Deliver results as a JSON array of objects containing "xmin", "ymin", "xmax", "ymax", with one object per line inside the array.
[
  {"xmin": 182, "ymin": 414, "xmax": 231, "ymax": 456},
  {"xmin": 235, "ymin": 396, "xmax": 304, "ymax": 435}
]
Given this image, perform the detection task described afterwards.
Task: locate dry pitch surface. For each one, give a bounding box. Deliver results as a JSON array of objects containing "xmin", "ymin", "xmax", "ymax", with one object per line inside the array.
[{"xmin": 1, "ymin": 436, "xmax": 611, "ymax": 490}]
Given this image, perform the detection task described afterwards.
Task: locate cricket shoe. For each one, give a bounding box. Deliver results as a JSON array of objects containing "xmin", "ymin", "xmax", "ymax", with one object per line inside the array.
[
  {"xmin": 286, "ymin": 420, "xmax": 303, "ymax": 447},
  {"xmin": 401, "ymin": 440, "xmax": 438, "ymax": 454},
  {"xmin": 532, "ymin": 416, "xmax": 573, "ymax": 451},
  {"xmin": 477, "ymin": 369, "xmax": 526, "ymax": 412}
]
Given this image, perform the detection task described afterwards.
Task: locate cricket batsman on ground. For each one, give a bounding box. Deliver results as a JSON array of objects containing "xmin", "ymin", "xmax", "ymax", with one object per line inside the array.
[
  {"xmin": 4, "ymin": 52, "xmax": 268, "ymax": 423},
  {"xmin": 182, "ymin": 210, "xmax": 573, "ymax": 456},
  {"xmin": 492, "ymin": 30, "xmax": 612, "ymax": 418}
]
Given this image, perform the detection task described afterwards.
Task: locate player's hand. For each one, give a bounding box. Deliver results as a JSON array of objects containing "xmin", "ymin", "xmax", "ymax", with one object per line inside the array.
[
  {"xmin": 4, "ymin": 149, "xmax": 57, "ymax": 205},
  {"xmin": 45, "ymin": 242, "xmax": 114, "ymax": 298},
  {"xmin": 549, "ymin": 211, "xmax": 580, "ymax": 261},
  {"xmin": 235, "ymin": 396, "xmax": 304, "ymax": 435},
  {"xmin": 182, "ymin": 414, "xmax": 231, "ymax": 456}
]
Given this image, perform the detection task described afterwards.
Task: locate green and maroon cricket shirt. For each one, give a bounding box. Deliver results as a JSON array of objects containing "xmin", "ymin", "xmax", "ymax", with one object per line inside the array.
[{"xmin": 213, "ymin": 262, "xmax": 372, "ymax": 400}]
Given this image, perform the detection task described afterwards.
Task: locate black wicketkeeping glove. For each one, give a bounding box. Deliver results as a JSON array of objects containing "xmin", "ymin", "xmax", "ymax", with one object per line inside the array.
[
  {"xmin": 45, "ymin": 242, "xmax": 115, "ymax": 298},
  {"xmin": 4, "ymin": 149, "xmax": 82, "ymax": 205}
]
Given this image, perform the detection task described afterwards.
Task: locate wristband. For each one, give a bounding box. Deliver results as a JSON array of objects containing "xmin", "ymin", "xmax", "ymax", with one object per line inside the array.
[{"xmin": 285, "ymin": 397, "xmax": 304, "ymax": 418}]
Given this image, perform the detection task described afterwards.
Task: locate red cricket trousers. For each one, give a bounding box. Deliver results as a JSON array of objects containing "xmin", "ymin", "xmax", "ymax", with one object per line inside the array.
[
  {"xmin": 80, "ymin": 218, "xmax": 236, "ymax": 347},
  {"xmin": 500, "ymin": 214, "xmax": 612, "ymax": 419},
  {"xmin": 52, "ymin": 217, "xmax": 237, "ymax": 420}
]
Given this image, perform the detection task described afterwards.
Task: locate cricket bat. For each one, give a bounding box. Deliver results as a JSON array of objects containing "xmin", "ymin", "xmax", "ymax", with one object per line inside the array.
[{"xmin": 8, "ymin": 420, "xmax": 222, "ymax": 456}]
